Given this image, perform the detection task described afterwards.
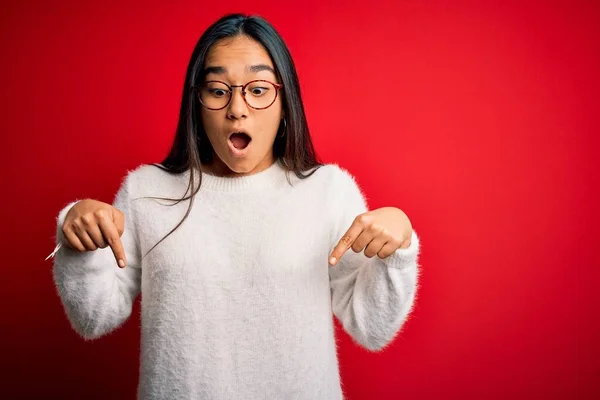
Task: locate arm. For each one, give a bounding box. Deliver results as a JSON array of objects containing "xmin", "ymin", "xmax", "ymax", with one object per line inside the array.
[
  {"xmin": 52, "ymin": 174, "xmax": 142, "ymax": 340},
  {"xmin": 328, "ymin": 168, "xmax": 421, "ymax": 351}
]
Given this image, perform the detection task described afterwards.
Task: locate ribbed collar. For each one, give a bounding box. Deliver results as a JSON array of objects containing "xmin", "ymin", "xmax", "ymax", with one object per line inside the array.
[{"xmin": 198, "ymin": 160, "xmax": 290, "ymax": 192}]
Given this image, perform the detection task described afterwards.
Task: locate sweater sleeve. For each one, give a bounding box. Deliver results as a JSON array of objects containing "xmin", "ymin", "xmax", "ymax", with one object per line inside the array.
[
  {"xmin": 52, "ymin": 173, "xmax": 142, "ymax": 340},
  {"xmin": 328, "ymin": 167, "xmax": 421, "ymax": 351}
]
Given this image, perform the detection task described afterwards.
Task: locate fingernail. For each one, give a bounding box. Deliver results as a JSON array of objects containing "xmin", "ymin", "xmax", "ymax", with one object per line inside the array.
[
  {"xmin": 118, "ymin": 259, "xmax": 126, "ymax": 268},
  {"xmin": 329, "ymin": 256, "xmax": 336, "ymax": 265}
]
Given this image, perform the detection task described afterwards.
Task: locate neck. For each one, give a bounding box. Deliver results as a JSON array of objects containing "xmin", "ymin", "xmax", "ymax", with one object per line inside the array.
[
  {"xmin": 197, "ymin": 159, "xmax": 288, "ymax": 192},
  {"xmin": 201, "ymin": 153, "xmax": 276, "ymax": 177}
]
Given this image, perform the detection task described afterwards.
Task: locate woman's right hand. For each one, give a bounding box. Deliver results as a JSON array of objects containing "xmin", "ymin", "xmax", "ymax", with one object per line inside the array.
[{"xmin": 62, "ymin": 199, "xmax": 127, "ymax": 268}]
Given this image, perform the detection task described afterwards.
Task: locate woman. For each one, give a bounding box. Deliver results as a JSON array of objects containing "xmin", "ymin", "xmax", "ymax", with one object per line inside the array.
[{"xmin": 50, "ymin": 13, "xmax": 420, "ymax": 400}]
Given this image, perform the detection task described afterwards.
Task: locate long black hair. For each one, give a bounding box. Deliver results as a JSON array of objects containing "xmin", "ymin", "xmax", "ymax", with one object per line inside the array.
[{"xmin": 142, "ymin": 13, "xmax": 322, "ymax": 258}]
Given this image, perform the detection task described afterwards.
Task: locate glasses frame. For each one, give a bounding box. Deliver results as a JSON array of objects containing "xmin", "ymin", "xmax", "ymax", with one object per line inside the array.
[{"xmin": 193, "ymin": 79, "xmax": 284, "ymax": 111}]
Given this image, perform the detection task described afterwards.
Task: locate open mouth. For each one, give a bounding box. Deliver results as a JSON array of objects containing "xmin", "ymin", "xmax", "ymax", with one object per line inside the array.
[{"xmin": 229, "ymin": 132, "xmax": 252, "ymax": 150}]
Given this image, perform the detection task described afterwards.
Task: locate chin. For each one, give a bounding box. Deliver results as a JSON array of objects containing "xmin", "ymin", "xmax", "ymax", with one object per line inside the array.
[{"xmin": 223, "ymin": 159, "xmax": 257, "ymax": 175}]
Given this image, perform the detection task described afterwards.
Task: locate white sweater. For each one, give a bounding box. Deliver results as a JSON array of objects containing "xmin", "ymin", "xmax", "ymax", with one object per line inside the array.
[{"xmin": 52, "ymin": 161, "xmax": 420, "ymax": 400}]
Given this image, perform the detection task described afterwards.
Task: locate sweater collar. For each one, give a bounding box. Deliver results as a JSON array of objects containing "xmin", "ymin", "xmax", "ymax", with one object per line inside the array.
[{"xmin": 198, "ymin": 160, "xmax": 289, "ymax": 192}]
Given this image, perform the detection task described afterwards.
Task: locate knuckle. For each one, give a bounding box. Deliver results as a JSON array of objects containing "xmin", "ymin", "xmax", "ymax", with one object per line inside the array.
[
  {"xmin": 70, "ymin": 221, "xmax": 81, "ymax": 232},
  {"xmin": 356, "ymin": 214, "xmax": 372, "ymax": 226},
  {"xmin": 106, "ymin": 236, "xmax": 119, "ymax": 246},
  {"xmin": 80, "ymin": 214, "xmax": 94, "ymax": 225},
  {"xmin": 341, "ymin": 235, "xmax": 352, "ymax": 246},
  {"xmin": 93, "ymin": 209, "xmax": 107, "ymax": 220},
  {"xmin": 391, "ymin": 237, "xmax": 403, "ymax": 247}
]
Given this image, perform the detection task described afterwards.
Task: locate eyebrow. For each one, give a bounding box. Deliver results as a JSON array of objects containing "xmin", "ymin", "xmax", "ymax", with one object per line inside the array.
[
  {"xmin": 248, "ymin": 64, "xmax": 276, "ymax": 74},
  {"xmin": 203, "ymin": 64, "xmax": 276, "ymax": 76}
]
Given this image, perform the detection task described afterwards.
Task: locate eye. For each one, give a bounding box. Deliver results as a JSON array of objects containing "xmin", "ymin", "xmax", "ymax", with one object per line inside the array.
[
  {"xmin": 208, "ymin": 88, "xmax": 228, "ymax": 98},
  {"xmin": 248, "ymin": 86, "xmax": 269, "ymax": 96}
]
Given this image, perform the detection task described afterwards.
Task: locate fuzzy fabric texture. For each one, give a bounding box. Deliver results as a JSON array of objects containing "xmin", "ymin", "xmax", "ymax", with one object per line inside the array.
[{"xmin": 52, "ymin": 161, "xmax": 421, "ymax": 400}]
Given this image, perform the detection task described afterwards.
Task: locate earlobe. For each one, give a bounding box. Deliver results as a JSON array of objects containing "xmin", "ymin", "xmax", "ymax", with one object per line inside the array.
[{"xmin": 278, "ymin": 118, "xmax": 287, "ymax": 138}]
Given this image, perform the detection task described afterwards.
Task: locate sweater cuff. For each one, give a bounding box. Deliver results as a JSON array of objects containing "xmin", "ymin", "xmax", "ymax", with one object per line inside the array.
[
  {"xmin": 381, "ymin": 229, "xmax": 420, "ymax": 270},
  {"xmin": 46, "ymin": 200, "xmax": 81, "ymax": 260},
  {"xmin": 56, "ymin": 200, "xmax": 81, "ymax": 243}
]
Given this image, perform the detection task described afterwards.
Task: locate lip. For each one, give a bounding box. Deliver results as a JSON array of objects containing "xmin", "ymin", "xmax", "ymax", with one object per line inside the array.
[
  {"xmin": 227, "ymin": 128, "xmax": 252, "ymax": 139},
  {"xmin": 227, "ymin": 130, "xmax": 252, "ymax": 158}
]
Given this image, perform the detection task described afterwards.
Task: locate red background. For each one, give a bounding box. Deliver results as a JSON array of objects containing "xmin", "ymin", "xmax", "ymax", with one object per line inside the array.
[{"xmin": 1, "ymin": 1, "xmax": 598, "ymax": 399}]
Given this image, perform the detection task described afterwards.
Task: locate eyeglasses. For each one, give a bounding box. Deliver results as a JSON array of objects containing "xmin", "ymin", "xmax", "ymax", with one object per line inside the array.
[{"xmin": 193, "ymin": 79, "xmax": 283, "ymax": 111}]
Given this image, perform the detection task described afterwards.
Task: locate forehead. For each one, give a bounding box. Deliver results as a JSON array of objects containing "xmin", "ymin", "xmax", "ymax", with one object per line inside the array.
[{"xmin": 205, "ymin": 35, "xmax": 274, "ymax": 69}]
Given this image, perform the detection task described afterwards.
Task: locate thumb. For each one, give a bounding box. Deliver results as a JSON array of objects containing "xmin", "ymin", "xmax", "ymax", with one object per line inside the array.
[{"xmin": 112, "ymin": 207, "xmax": 125, "ymax": 237}]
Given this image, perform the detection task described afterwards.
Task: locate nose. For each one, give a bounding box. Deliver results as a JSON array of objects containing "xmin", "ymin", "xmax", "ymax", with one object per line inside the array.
[{"xmin": 227, "ymin": 86, "xmax": 248, "ymax": 120}]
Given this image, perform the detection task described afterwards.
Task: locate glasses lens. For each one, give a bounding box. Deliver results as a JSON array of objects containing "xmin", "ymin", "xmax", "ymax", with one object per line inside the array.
[
  {"xmin": 244, "ymin": 81, "xmax": 277, "ymax": 109},
  {"xmin": 200, "ymin": 81, "xmax": 230, "ymax": 109},
  {"xmin": 198, "ymin": 81, "xmax": 278, "ymax": 110}
]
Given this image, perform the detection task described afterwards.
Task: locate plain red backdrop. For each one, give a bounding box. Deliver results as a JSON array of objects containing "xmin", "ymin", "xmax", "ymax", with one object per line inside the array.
[{"xmin": 1, "ymin": 0, "xmax": 598, "ymax": 399}]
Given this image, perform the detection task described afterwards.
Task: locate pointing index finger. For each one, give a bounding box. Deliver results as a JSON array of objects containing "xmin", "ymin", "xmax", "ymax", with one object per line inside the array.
[
  {"xmin": 329, "ymin": 221, "xmax": 363, "ymax": 266},
  {"xmin": 97, "ymin": 214, "xmax": 127, "ymax": 268}
]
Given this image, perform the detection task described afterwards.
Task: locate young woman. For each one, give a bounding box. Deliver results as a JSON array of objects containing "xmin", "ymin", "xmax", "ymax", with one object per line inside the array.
[{"xmin": 50, "ymin": 13, "xmax": 421, "ymax": 400}]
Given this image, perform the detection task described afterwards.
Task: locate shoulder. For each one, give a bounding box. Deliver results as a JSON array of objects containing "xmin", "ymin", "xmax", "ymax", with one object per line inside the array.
[
  {"xmin": 312, "ymin": 163, "xmax": 364, "ymax": 193},
  {"xmin": 310, "ymin": 164, "xmax": 369, "ymax": 227},
  {"xmin": 305, "ymin": 163, "xmax": 367, "ymax": 206},
  {"xmin": 307, "ymin": 163, "xmax": 359, "ymax": 185},
  {"xmin": 119, "ymin": 163, "xmax": 188, "ymax": 198}
]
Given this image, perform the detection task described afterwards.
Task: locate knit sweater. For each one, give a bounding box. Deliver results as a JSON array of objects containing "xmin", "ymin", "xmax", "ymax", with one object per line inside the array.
[{"xmin": 52, "ymin": 160, "xmax": 421, "ymax": 400}]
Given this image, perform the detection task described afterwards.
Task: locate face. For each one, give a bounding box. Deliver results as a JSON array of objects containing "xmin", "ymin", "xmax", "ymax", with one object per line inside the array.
[{"xmin": 200, "ymin": 35, "xmax": 283, "ymax": 176}]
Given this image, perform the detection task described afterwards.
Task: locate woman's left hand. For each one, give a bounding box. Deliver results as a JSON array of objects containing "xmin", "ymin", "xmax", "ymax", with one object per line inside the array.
[{"xmin": 329, "ymin": 207, "xmax": 413, "ymax": 267}]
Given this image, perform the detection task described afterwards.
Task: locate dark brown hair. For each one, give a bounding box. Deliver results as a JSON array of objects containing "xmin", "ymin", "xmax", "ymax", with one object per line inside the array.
[{"xmin": 141, "ymin": 13, "xmax": 322, "ymax": 259}]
